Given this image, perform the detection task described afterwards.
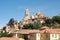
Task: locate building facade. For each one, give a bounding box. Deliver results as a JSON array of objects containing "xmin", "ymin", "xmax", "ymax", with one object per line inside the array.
[{"xmin": 12, "ymin": 26, "xmax": 60, "ymax": 40}]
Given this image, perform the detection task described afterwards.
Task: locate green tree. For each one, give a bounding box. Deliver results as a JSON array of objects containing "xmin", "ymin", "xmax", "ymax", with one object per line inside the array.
[
  {"xmin": 52, "ymin": 16, "xmax": 60, "ymax": 24},
  {"xmin": 8, "ymin": 18, "xmax": 15, "ymax": 27},
  {"xmin": 18, "ymin": 34, "xmax": 24, "ymax": 38},
  {"xmin": 45, "ymin": 19, "xmax": 53, "ymax": 28},
  {"xmin": 23, "ymin": 22, "xmax": 42, "ymax": 29},
  {"xmin": 33, "ymin": 22, "xmax": 42, "ymax": 29},
  {"xmin": 0, "ymin": 31, "xmax": 13, "ymax": 37},
  {"xmin": 3, "ymin": 27, "xmax": 6, "ymax": 30},
  {"xmin": 23, "ymin": 23, "xmax": 34, "ymax": 29},
  {"xmin": 53, "ymin": 23, "xmax": 60, "ymax": 28}
]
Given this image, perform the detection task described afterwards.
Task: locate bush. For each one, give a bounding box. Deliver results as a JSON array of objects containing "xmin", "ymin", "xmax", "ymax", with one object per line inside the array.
[{"xmin": 18, "ymin": 34, "xmax": 24, "ymax": 38}]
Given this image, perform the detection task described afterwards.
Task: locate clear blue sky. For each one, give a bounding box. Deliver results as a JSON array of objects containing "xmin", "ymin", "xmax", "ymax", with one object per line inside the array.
[{"xmin": 0, "ymin": 0, "xmax": 60, "ymax": 28}]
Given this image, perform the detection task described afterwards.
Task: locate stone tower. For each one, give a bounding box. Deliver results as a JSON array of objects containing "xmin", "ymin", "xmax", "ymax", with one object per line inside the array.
[
  {"xmin": 22, "ymin": 8, "xmax": 30, "ymax": 25},
  {"xmin": 25, "ymin": 8, "xmax": 29, "ymax": 16},
  {"xmin": 23, "ymin": 8, "xmax": 30, "ymax": 21}
]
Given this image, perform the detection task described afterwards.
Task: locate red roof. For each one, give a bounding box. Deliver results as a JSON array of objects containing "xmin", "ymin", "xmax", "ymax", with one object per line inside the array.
[
  {"xmin": 40, "ymin": 28, "xmax": 60, "ymax": 34},
  {"xmin": 40, "ymin": 26, "xmax": 60, "ymax": 34},
  {"xmin": 13, "ymin": 29, "xmax": 40, "ymax": 34},
  {"xmin": 0, "ymin": 37, "xmax": 20, "ymax": 40},
  {"xmin": 12, "ymin": 28, "xmax": 60, "ymax": 34},
  {"xmin": 46, "ymin": 29, "xmax": 60, "ymax": 34}
]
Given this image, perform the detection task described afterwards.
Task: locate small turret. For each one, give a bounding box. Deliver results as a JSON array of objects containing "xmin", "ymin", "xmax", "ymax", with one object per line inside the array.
[{"xmin": 36, "ymin": 9, "xmax": 41, "ymax": 15}]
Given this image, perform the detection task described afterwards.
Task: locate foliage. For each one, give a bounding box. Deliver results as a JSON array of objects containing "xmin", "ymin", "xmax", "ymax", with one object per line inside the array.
[
  {"xmin": 44, "ymin": 16, "xmax": 60, "ymax": 28},
  {"xmin": 53, "ymin": 23, "xmax": 60, "ymax": 28},
  {"xmin": 23, "ymin": 22, "xmax": 42, "ymax": 29},
  {"xmin": 18, "ymin": 34, "xmax": 24, "ymax": 38},
  {"xmin": 8, "ymin": 18, "xmax": 15, "ymax": 27},
  {"xmin": 52, "ymin": 16, "xmax": 60, "ymax": 24},
  {"xmin": 3, "ymin": 27, "xmax": 6, "ymax": 30},
  {"xmin": 0, "ymin": 31, "xmax": 13, "ymax": 37},
  {"xmin": 0, "ymin": 31, "xmax": 8, "ymax": 37},
  {"xmin": 45, "ymin": 19, "xmax": 52, "ymax": 24},
  {"xmin": 23, "ymin": 23, "xmax": 34, "ymax": 29},
  {"xmin": 45, "ymin": 19, "xmax": 53, "ymax": 27},
  {"xmin": 33, "ymin": 22, "xmax": 42, "ymax": 29}
]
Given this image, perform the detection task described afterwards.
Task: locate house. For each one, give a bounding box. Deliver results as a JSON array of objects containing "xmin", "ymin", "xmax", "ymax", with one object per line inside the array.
[
  {"xmin": 12, "ymin": 29, "xmax": 40, "ymax": 40},
  {"xmin": 46, "ymin": 29, "xmax": 60, "ymax": 40},
  {"xmin": 30, "ymin": 32, "xmax": 40, "ymax": 40},
  {"xmin": 40, "ymin": 26, "xmax": 60, "ymax": 40},
  {"xmin": 12, "ymin": 26, "xmax": 60, "ymax": 40}
]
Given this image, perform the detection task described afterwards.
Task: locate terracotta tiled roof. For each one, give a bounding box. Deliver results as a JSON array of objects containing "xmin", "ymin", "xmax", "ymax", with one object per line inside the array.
[
  {"xmin": 46, "ymin": 29, "xmax": 60, "ymax": 34},
  {"xmin": 40, "ymin": 30, "xmax": 46, "ymax": 33},
  {"xmin": 40, "ymin": 28, "xmax": 60, "ymax": 34},
  {"xmin": 12, "ymin": 28, "xmax": 60, "ymax": 34},
  {"xmin": 0, "ymin": 37, "xmax": 21, "ymax": 40},
  {"xmin": 40, "ymin": 26, "xmax": 60, "ymax": 34},
  {"xmin": 12, "ymin": 29, "xmax": 40, "ymax": 34}
]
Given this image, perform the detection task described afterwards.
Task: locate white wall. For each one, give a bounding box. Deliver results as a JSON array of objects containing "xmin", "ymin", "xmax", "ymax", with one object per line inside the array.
[
  {"xmin": 36, "ymin": 33, "xmax": 40, "ymax": 40},
  {"xmin": 50, "ymin": 34, "xmax": 59, "ymax": 40}
]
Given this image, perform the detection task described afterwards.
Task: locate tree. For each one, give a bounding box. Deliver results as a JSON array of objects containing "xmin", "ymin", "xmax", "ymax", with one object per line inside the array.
[
  {"xmin": 44, "ymin": 16, "xmax": 60, "ymax": 28},
  {"xmin": 23, "ymin": 22, "xmax": 42, "ymax": 29},
  {"xmin": 53, "ymin": 23, "xmax": 60, "ymax": 28},
  {"xmin": 52, "ymin": 16, "xmax": 60, "ymax": 28},
  {"xmin": 3, "ymin": 27, "xmax": 6, "ymax": 30},
  {"xmin": 8, "ymin": 18, "xmax": 15, "ymax": 27},
  {"xmin": 52, "ymin": 16, "xmax": 60, "ymax": 24},
  {"xmin": 45, "ymin": 19, "xmax": 53, "ymax": 28},
  {"xmin": 0, "ymin": 31, "xmax": 13, "ymax": 37},
  {"xmin": 23, "ymin": 23, "xmax": 34, "ymax": 29},
  {"xmin": 33, "ymin": 22, "xmax": 42, "ymax": 29}
]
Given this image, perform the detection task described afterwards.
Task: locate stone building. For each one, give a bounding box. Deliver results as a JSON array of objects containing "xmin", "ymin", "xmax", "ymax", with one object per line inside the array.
[
  {"xmin": 19, "ymin": 8, "xmax": 49, "ymax": 28},
  {"xmin": 4, "ymin": 8, "xmax": 50, "ymax": 32},
  {"xmin": 12, "ymin": 26, "xmax": 60, "ymax": 40}
]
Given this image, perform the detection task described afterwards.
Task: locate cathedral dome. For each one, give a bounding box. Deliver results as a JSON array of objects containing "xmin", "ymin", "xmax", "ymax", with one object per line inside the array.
[{"xmin": 36, "ymin": 9, "xmax": 41, "ymax": 16}]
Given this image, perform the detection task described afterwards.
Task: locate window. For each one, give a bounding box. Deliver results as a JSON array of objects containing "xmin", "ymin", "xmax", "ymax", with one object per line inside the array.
[
  {"xmin": 52, "ymin": 34, "xmax": 58, "ymax": 38},
  {"xmin": 55, "ymin": 34, "xmax": 57, "ymax": 38},
  {"xmin": 59, "ymin": 34, "xmax": 60, "ymax": 37},
  {"xmin": 37, "ymin": 33, "xmax": 40, "ymax": 36},
  {"xmin": 52, "ymin": 34, "xmax": 54, "ymax": 37}
]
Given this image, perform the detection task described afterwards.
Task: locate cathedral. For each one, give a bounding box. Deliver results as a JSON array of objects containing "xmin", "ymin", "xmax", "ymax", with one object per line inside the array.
[
  {"xmin": 5, "ymin": 8, "xmax": 50, "ymax": 32},
  {"xmin": 19, "ymin": 8, "xmax": 49, "ymax": 28}
]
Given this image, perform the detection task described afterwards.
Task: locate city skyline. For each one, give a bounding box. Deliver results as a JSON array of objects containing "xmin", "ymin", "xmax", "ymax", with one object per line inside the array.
[{"xmin": 0, "ymin": 0, "xmax": 60, "ymax": 28}]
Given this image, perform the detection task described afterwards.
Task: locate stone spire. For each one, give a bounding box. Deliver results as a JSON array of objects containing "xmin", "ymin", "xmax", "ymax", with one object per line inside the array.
[
  {"xmin": 23, "ymin": 8, "xmax": 29, "ymax": 21},
  {"xmin": 25, "ymin": 8, "xmax": 29, "ymax": 16}
]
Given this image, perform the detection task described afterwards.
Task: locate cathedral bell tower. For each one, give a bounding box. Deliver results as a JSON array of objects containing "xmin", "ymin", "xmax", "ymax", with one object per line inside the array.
[
  {"xmin": 25, "ymin": 8, "xmax": 29, "ymax": 16},
  {"xmin": 24, "ymin": 8, "xmax": 29, "ymax": 19},
  {"xmin": 23, "ymin": 8, "xmax": 30, "ymax": 22}
]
